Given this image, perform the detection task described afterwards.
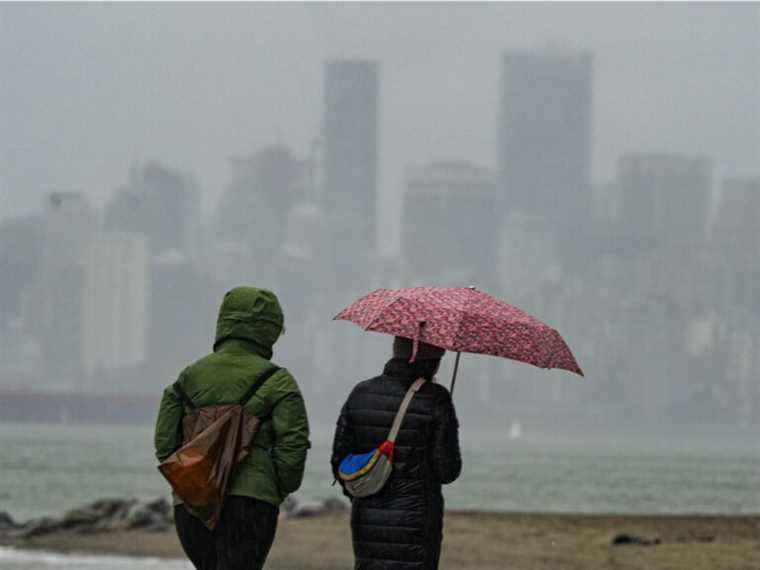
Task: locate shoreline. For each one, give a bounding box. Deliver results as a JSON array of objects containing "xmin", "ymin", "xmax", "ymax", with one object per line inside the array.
[{"xmin": 5, "ymin": 511, "xmax": 760, "ymax": 569}]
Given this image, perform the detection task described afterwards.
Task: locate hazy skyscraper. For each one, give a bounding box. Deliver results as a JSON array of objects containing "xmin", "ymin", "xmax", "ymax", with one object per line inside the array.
[
  {"xmin": 105, "ymin": 162, "xmax": 198, "ymax": 255},
  {"xmin": 713, "ymin": 177, "xmax": 760, "ymax": 308},
  {"xmin": 217, "ymin": 144, "xmax": 308, "ymax": 284},
  {"xmin": 323, "ymin": 59, "xmax": 380, "ymax": 279},
  {"xmin": 618, "ymin": 154, "xmax": 714, "ymax": 247},
  {"xmin": 0, "ymin": 217, "xmax": 42, "ymax": 330},
  {"xmin": 498, "ymin": 45, "xmax": 594, "ymax": 224},
  {"xmin": 318, "ymin": 59, "xmax": 382, "ymax": 398},
  {"xmin": 31, "ymin": 193, "xmax": 98, "ymax": 386},
  {"xmin": 714, "ymin": 178, "xmax": 760, "ymax": 253},
  {"xmin": 402, "ymin": 161, "xmax": 496, "ymax": 287},
  {"xmin": 41, "ymin": 192, "xmax": 97, "ymax": 269},
  {"xmin": 81, "ymin": 233, "xmax": 150, "ymax": 380}
]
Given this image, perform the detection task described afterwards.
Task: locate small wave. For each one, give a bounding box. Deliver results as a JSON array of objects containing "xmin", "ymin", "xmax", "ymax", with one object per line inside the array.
[{"xmin": 0, "ymin": 547, "xmax": 191, "ymax": 568}]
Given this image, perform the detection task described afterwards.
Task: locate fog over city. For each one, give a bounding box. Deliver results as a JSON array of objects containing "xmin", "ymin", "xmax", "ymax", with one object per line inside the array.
[{"xmin": 1, "ymin": 3, "xmax": 758, "ymax": 433}]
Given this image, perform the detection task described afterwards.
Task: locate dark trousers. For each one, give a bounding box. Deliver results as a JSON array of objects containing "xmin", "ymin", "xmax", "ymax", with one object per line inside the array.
[{"xmin": 175, "ymin": 496, "xmax": 279, "ymax": 570}]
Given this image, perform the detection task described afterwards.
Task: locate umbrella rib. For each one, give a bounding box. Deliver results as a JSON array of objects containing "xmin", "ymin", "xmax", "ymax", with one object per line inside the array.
[
  {"xmin": 449, "ymin": 290, "xmax": 474, "ymax": 353},
  {"xmin": 362, "ymin": 293, "xmax": 406, "ymax": 331}
]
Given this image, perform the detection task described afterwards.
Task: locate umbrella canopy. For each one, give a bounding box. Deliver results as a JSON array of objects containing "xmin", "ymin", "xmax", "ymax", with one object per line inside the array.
[{"xmin": 334, "ymin": 286, "xmax": 583, "ymax": 377}]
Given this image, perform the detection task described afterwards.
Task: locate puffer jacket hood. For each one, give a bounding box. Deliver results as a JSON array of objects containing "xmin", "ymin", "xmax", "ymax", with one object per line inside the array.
[{"xmin": 213, "ymin": 287, "xmax": 284, "ymax": 358}]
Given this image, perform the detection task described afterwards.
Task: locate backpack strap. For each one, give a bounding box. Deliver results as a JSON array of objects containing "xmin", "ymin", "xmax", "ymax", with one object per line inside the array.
[
  {"xmin": 387, "ymin": 377, "xmax": 426, "ymax": 443},
  {"xmin": 240, "ymin": 365, "xmax": 281, "ymax": 406},
  {"xmin": 173, "ymin": 382, "xmax": 197, "ymax": 412},
  {"xmin": 172, "ymin": 365, "xmax": 281, "ymax": 411}
]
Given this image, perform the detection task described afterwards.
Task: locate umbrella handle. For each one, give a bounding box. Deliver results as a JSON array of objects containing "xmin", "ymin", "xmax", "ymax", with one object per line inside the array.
[{"xmin": 450, "ymin": 352, "xmax": 462, "ymax": 396}]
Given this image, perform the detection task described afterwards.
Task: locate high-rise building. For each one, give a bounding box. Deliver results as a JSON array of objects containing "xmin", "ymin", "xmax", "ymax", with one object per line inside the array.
[
  {"xmin": 216, "ymin": 144, "xmax": 308, "ymax": 287},
  {"xmin": 31, "ymin": 192, "xmax": 98, "ymax": 386},
  {"xmin": 714, "ymin": 178, "xmax": 760, "ymax": 252},
  {"xmin": 0, "ymin": 217, "xmax": 42, "ymax": 330},
  {"xmin": 106, "ymin": 162, "xmax": 198, "ymax": 255},
  {"xmin": 712, "ymin": 177, "xmax": 760, "ymax": 308},
  {"xmin": 220, "ymin": 146, "xmax": 307, "ymax": 247},
  {"xmin": 81, "ymin": 233, "xmax": 150, "ymax": 381},
  {"xmin": 617, "ymin": 154, "xmax": 714, "ymax": 246},
  {"xmin": 497, "ymin": 211, "xmax": 562, "ymax": 309},
  {"xmin": 323, "ymin": 59, "xmax": 380, "ymax": 280},
  {"xmin": 402, "ymin": 161, "xmax": 496, "ymax": 287},
  {"xmin": 148, "ymin": 252, "xmax": 217, "ymax": 385},
  {"xmin": 318, "ymin": 60, "xmax": 382, "ymax": 396},
  {"xmin": 498, "ymin": 45, "xmax": 593, "ymax": 224},
  {"xmin": 42, "ymin": 192, "xmax": 97, "ymax": 269}
]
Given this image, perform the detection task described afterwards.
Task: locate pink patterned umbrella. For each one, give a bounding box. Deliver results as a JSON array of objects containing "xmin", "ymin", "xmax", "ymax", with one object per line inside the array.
[{"xmin": 334, "ymin": 286, "xmax": 583, "ymax": 393}]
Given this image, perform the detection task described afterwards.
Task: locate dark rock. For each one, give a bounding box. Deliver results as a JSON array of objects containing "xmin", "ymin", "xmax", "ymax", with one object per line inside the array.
[
  {"xmin": 125, "ymin": 498, "xmax": 172, "ymax": 531},
  {"xmin": 57, "ymin": 498, "xmax": 133, "ymax": 533},
  {"xmin": 12, "ymin": 497, "xmax": 173, "ymax": 538},
  {"xmin": 0, "ymin": 511, "xmax": 16, "ymax": 530},
  {"xmin": 612, "ymin": 533, "xmax": 661, "ymax": 547},
  {"xmin": 289, "ymin": 500, "xmax": 324, "ymax": 518},
  {"xmin": 18, "ymin": 517, "xmax": 61, "ymax": 538},
  {"xmin": 321, "ymin": 498, "xmax": 349, "ymax": 513},
  {"xmin": 6, "ymin": 496, "xmax": 368, "ymax": 537},
  {"xmin": 287, "ymin": 497, "xmax": 349, "ymax": 519}
]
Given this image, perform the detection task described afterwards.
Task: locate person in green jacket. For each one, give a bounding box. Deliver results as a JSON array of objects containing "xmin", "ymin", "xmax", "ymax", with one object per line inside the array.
[{"xmin": 154, "ymin": 286, "xmax": 310, "ymax": 570}]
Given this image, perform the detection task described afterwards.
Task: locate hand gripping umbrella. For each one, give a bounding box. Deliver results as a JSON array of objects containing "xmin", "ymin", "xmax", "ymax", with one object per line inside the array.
[{"xmin": 334, "ymin": 286, "xmax": 583, "ymax": 394}]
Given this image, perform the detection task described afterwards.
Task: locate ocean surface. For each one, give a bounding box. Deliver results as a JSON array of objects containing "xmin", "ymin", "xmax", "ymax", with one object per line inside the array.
[{"xmin": 1, "ymin": 422, "xmax": 759, "ymax": 569}]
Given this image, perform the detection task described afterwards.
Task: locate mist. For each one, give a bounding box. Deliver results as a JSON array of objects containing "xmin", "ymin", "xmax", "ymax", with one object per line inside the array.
[{"xmin": 1, "ymin": 3, "xmax": 758, "ymax": 434}]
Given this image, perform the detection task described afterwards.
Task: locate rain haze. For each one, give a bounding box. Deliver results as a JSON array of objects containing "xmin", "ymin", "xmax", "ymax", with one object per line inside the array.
[
  {"xmin": 1, "ymin": 4, "xmax": 760, "ymax": 561},
  {"xmin": 0, "ymin": 0, "xmax": 760, "ymax": 424},
  {"xmin": 3, "ymin": 5, "xmax": 758, "ymax": 221}
]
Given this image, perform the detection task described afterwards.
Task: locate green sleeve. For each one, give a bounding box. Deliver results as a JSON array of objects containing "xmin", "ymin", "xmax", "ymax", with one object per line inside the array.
[
  {"xmin": 271, "ymin": 389, "xmax": 311, "ymax": 497},
  {"xmin": 154, "ymin": 383, "xmax": 185, "ymax": 462}
]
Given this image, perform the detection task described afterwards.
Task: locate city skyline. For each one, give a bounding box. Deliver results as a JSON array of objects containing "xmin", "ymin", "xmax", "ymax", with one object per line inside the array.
[
  {"xmin": 0, "ymin": 4, "xmax": 758, "ymax": 431},
  {"xmin": 2, "ymin": 4, "xmax": 758, "ymax": 261}
]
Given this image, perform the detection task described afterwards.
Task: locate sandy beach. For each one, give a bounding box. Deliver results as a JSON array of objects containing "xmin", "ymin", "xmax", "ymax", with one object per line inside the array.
[{"xmin": 9, "ymin": 511, "xmax": 760, "ymax": 569}]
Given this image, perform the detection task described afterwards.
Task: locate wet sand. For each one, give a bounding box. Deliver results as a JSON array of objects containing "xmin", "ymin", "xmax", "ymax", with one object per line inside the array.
[{"xmin": 9, "ymin": 511, "xmax": 760, "ymax": 569}]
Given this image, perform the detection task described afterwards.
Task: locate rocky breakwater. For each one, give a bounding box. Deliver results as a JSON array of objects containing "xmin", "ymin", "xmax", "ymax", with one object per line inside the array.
[
  {"xmin": 0, "ymin": 495, "xmax": 347, "ymax": 541},
  {"xmin": 280, "ymin": 496, "xmax": 348, "ymax": 519},
  {"xmin": 0, "ymin": 497, "xmax": 173, "ymax": 539}
]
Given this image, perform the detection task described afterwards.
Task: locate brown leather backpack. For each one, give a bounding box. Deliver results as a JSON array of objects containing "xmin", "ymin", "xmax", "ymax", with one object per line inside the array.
[{"xmin": 158, "ymin": 366, "xmax": 280, "ymax": 529}]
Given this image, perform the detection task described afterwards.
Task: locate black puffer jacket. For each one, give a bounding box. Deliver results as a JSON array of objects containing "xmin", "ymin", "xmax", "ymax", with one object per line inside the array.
[{"xmin": 331, "ymin": 358, "xmax": 462, "ymax": 570}]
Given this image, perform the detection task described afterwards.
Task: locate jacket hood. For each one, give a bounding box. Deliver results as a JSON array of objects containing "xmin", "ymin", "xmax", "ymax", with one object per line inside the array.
[{"xmin": 214, "ymin": 287, "xmax": 284, "ymax": 358}]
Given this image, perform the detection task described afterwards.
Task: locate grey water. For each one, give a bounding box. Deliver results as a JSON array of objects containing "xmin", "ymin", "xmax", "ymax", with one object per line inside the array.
[{"xmin": 2, "ymin": 422, "xmax": 759, "ymax": 569}]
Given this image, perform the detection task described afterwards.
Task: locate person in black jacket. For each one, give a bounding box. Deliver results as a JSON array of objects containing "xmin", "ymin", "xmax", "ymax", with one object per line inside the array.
[{"xmin": 331, "ymin": 336, "xmax": 462, "ymax": 570}]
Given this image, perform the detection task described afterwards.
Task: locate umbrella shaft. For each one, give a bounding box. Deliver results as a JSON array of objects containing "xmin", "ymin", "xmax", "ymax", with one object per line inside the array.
[{"xmin": 450, "ymin": 352, "xmax": 462, "ymax": 396}]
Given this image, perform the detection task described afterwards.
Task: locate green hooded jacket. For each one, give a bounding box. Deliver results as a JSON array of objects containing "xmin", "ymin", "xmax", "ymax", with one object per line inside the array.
[{"xmin": 154, "ymin": 287, "xmax": 311, "ymax": 507}]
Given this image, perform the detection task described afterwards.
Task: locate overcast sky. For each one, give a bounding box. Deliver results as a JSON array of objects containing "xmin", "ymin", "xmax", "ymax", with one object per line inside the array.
[{"xmin": 2, "ymin": 3, "xmax": 758, "ymax": 240}]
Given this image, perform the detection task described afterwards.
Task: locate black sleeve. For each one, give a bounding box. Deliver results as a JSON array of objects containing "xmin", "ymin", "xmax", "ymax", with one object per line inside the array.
[
  {"xmin": 330, "ymin": 398, "xmax": 357, "ymax": 499},
  {"xmin": 430, "ymin": 389, "xmax": 462, "ymax": 485}
]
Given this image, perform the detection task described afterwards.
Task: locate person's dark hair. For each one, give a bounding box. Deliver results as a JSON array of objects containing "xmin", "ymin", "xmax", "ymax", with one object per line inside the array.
[
  {"xmin": 408, "ymin": 358, "xmax": 441, "ymax": 381},
  {"xmin": 392, "ymin": 336, "xmax": 444, "ymax": 380}
]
